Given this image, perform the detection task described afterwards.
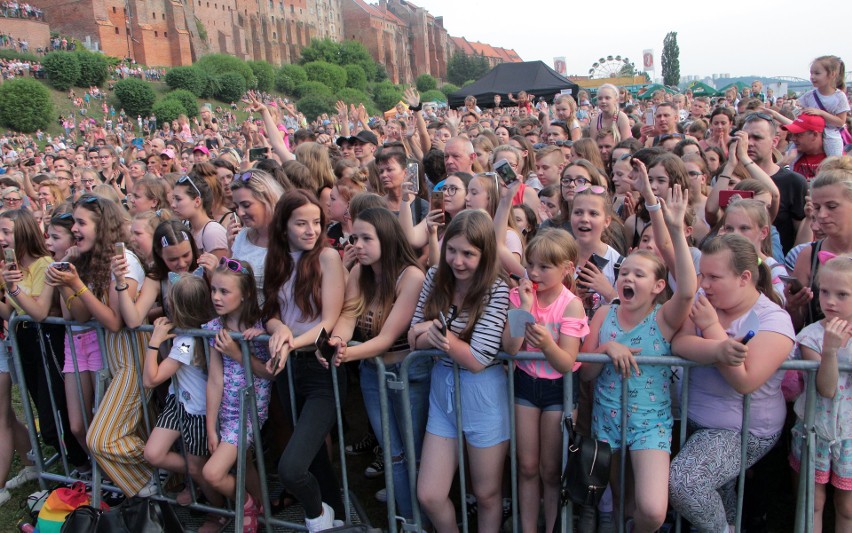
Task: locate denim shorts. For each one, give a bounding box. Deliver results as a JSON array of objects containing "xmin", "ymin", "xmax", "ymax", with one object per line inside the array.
[
  {"xmin": 513, "ymin": 367, "xmax": 575, "ymax": 411},
  {"xmin": 426, "ymin": 362, "xmax": 510, "ymax": 448},
  {"xmin": 63, "ymin": 328, "xmax": 104, "ymax": 373}
]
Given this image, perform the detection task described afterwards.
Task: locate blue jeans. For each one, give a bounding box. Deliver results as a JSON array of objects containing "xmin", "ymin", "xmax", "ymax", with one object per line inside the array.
[{"xmin": 360, "ymin": 355, "xmax": 433, "ymax": 520}]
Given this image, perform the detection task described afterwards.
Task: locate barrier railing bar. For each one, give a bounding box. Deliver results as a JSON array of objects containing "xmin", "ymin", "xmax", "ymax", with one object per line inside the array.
[
  {"xmin": 507, "ymin": 358, "xmax": 519, "ymax": 533},
  {"xmin": 374, "ymin": 357, "xmax": 399, "ymax": 532},
  {"xmin": 453, "ymin": 362, "xmax": 469, "ymax": 533},
  {"xmin": 33, "ymin": 323, "xmax": 71, "ymax": 477}
]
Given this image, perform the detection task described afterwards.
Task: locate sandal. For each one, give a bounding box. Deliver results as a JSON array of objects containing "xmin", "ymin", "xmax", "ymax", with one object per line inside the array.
[
  {"xmin": 197, "ymin": 513, "xmax": 228, "ymax": 533},
  {"xmin": 269, "ymin": 489, "xmax": 297, "ymax": 513},
  {"xmin": 242, "ymin": 493, "xmax": 260, "ymax": 533}
]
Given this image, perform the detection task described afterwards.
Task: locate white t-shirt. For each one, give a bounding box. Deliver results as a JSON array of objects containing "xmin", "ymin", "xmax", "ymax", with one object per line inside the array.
[
  {"xmin": 110, "ymin": 250, "xmax": 145, "ymax": 285},
  {"xmin": 799, "ymin": 89, "xmax": 850, "ymax": 139},
  {"xmin": 232, "ymin": 229, "xmax": 267, "ymax": 305},
  {"xmin": 167, "ymin": 335, "xmax": 208, "ymax": 415}
]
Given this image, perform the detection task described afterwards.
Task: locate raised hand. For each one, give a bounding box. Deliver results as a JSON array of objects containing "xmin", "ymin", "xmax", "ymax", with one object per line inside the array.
[{"xmin": 404, "ymin": 87, "xmax": 420, "ymax": 109}]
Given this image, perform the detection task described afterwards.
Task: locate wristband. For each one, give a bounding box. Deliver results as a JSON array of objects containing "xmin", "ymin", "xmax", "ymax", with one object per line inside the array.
[
  {"xmin": 744, "ymin": 160, "xmax": 755, "ymax": 167},
  {"xmin": 408, "ymin": 103, "xmax": 422, "ymax": 112},
  {"xmin": 65, "ymin": 286, "xmax": 88, "ymax": 308},
  {"xmin": 645, "ymin": 202, "xmax": 661, "ymax": 212},
  {"xmin": 718, "ymin": 174, "xmax": 732, "ymax": 180},
  {"xmin": 8, "ymin": 286, "xmax": 20, "ymax": 297},
  {"xmin": 147, "ymin": 345, "xmax": 159, "ymax": 351},
  {"xmin": 116, "ymin": 283, "xmax": 129, "ymax": 292}
]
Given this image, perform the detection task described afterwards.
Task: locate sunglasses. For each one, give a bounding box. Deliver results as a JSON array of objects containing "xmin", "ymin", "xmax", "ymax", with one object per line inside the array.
[
  {"xmin": 233, "ymin": 172, "xmax": 253, "ymax": 183},
  {"xmin": 177, "ymin": 175, "xmax": 202, "ymax": 197},
  {"xmin": 744, "ymin": 112, "xmax": 774, "ymax": 124},
  {"xmin": 51, "ymin": 213, "xmax": 74, "ymax": 223},
  {"xmin": 77, "ymin": 195, "xmax": 103, "ymax": 212},
  {"xmin": 575, "ymin": 184, "xmax": 608, "ymax": 195},
  {"xmin": 552, "ymin": 140, "xmax": 573, "ymax": 147},
  {"xmin": 687, "ymin": 170, "xmax": 704, "ymax": 177},
  {"xmin": 219, "ymin": 256, "xmax": 248, "ymax": 274}
]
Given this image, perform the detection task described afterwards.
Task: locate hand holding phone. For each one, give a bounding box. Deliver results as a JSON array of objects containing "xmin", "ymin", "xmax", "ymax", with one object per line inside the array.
[
  {"xmin": 3, "ymin": 248, "xmax": 16, "ymax": 271},
  {"xmin": 315, "ymin": 327, "xmax": 336, "ymax": 364},
  {"xmin": 778, "ymin": 274, "xmax": 804, "ymax": 295},
  {"xmin": 405, "ymin": 162, "xmax": 420, "ymax": 194},
  {"xmin": 493, "ymin": 159, "xmax": 517, "ymax": 186},
  {"xmin": 115, "ymin": 242, "xmax": 126, "ymax": 258}
]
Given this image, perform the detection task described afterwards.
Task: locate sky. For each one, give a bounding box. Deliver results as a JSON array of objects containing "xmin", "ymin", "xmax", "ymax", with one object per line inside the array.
[{"xmin": 409, "ymin": 0, "xmax": 846, "ymax": 81}]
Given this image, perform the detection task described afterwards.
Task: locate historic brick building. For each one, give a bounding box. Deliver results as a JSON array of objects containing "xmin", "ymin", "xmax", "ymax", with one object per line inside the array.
[{"xmin": 29, "ymin": 0, "xmax": 519, "ymax": 83}]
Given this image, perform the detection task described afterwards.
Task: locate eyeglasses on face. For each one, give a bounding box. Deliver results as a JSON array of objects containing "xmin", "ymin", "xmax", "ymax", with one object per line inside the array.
[
  {"xmin": 3, "ymin": 196, "xmax": 22, "ymax": 203},
  {"xmin": 687, "ymin": 170, "xmax": 704, "ymax": 177},
  {"xmin": 443, "ymin": 185, "xmax": 465, "ymax": 197},
  {"xmin": 560, "ymin": 176, "xmax": 590, "ymax": 187}
]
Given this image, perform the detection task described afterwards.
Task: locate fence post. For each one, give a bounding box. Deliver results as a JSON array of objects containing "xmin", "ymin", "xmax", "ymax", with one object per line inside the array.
[
  {"xmin": 400, "ymin": 352, "xmax": 424, "ymax": 530},
  {"xmin": 374, "ymin": 357, "xmax": 398, "ymax": 532},
  {"xmin": 453, "ymin": 363, "xmax": 469, "ymax": 533},
  {"xmin": 734, "ymin": 394, "xmax": 752, "ymax": 533}
]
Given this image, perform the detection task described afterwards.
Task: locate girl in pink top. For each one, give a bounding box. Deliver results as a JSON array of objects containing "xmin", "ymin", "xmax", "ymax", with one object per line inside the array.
[{"xmin": 501, "ymin": 228, "xmax": 589, "ymax": 533}]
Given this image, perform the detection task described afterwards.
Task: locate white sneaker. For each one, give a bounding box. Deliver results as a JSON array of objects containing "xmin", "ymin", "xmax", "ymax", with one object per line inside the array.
[
  {"xmin": 375, "ymin": 488, "xmax": 387, "ymax": 502},
  {"xmin": 6, "ymin": 466, "xmax": 38, "ymax": 489},
  {"xmin": 0, "ymin": 488, "xmax": 10, "ymax": 506},
  {"xmin": 135, "ymin": 479, "xmax": 159, "ymax": 498},
  {"xmin": 304, "ymin": 502, "xmax": 335, "ymax": 532}
]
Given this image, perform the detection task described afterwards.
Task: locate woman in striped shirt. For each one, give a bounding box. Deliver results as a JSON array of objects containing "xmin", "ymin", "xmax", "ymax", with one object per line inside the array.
[{"xmin": 408, "ymin": 209, "xmax": 510, "ymax": 532}]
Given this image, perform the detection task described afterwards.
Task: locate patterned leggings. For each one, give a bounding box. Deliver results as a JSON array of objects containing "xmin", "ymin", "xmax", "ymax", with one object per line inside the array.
[{"xmin": 669, "ymin": 424, "xmax": 779, "ymax": 533}]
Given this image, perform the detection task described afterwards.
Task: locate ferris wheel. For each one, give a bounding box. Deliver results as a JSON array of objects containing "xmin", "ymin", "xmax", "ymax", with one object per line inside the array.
[{"xmin": 588, "ymin": 55, "xmax": 635, "ymax": 79}]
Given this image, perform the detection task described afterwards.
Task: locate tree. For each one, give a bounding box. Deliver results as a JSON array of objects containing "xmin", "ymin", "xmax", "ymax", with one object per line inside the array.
[
  {"xmin": 275, "ymin": 64, "xmax": 308, "ymax": 94},
  {"xmin": 344, "ymin": 64, "xmax": 367, "ymax": 91},
  {"xmin": 151, "ymin": 98, "xmax": 186, "ymax": 125},
  {"xmin": 75, "ymin": 51, "xmax": 108, "ymax": 87},
  {"xmin": 166, "ymin": 66, "xmax": 208, "ymax": 96},
  {"xmin": 247, "ymin": 60, "xmax": 275, "ymax": 92},
  {"xmin": 661, "ymin": 31, "xmax": 680, "ymax": 87},
  {"xmin": 213, "ymin": 72, "xmax": 247, "ymax": 104},
  {"xmin": 195, "ymin": 54, "xmax": 257, "ymax": 89},
  {"xmin": 297, "ymin": 94, "xmax": 336, "ymax": 122},
  {"xmin": 113, "ymin": 78, "xmax": 156, "ymax": 117},
  {"xmin": 43, "ymin": 51, "xmax": 80, "ymax": 91},
  {"xmin": 163, "ymin": 89, "xmax": 199, "ymax": 118},
  {"xmin": 420, "ymin": 89, "xmax": 446, "ymax": 103},
  {"xmin": 300, "ymin": 38, "xmax": 381, "ymax": 82},
  {"xmin": 371, "ymin": 81, "xmax": 403, "ymax": 111},
  {"xmin": 295, "ymin": 81, "xmax": 333, "ymax": 99},
  {"xmin": 440, "ymin": 83, "xmax": 460, "ymax": 97},
  {"xmin": 0, "ymin": 78, "xmax": 54, "ymax": 132},
  {"xmin": 446, "ymin": 52, "xmax": 490, "ymax": 86},
  {"xmin": 416, "ymin": 74, "xmax": 437, "ymax": 92},
  {"xmin": 304, "ymin": 61, "xmax": 347, "ymax": 92}
]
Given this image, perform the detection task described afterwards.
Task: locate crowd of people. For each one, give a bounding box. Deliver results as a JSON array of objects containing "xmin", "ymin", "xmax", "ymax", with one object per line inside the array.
[{"xmin": 0, "ymin": 53, "xmax": 848, "ymax": 533}]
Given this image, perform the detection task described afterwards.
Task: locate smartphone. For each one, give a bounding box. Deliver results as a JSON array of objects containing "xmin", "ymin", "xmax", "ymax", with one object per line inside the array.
[
  {"xmin": 405, "ymin": 162, "xmax": 420, "ymax": 193},
  {"xmin": 719, "ymin": 189, "xmax": 754, "ymax": 209},
  {"xmin": 430, "ymin": 190, "xmax": 444, "ymax": 212},
  {"xmin": 493, "ymin": 159, "xmax": 517, "ymax": 186},
  {"xmin": 778, "ymin": 274, "xmax": 804, "ymax": 294},
  {"xmin": 645, "ymin": 109, "xmax": 655, "ymax": 126},
  {"xmin": 438, "ymin": 311, "xmax": 447, "ymax": 336},
  {"xmin": 115, "ymin": 242, "xmax": 126, "ymax": 258},
  {"xmin": 205, "ymin": 138, "xmax": 220, "ymax": 150},
  {"xmin": 315, "ymin": 327, "xmax": 336, "ymax": 363},
  {"xmin": 348, "ymin": 234, "xmax": 356, "ymax": 246},
  {"xmin": 131, "ymin": 137, "xmax": 144, "ymax": 149},
  {"xmin": 590, "ymin": 253, "xmax": 610, "ymax": 270},
  {"xmin": 249, "ymin": 147, "xmax": 268, "ymax": 162},
  {"xmin": 50, "ymin": 261, "xmax": 71, "ymax": 271},
  {"xmin": 3, "ymin": 248, "xmax": 16, "ymax": 270}
]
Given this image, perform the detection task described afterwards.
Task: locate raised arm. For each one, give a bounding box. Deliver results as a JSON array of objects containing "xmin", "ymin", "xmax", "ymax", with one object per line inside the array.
[{"xmin": 658, "ymin": 185, "xmax": 698, "ymax": 337}]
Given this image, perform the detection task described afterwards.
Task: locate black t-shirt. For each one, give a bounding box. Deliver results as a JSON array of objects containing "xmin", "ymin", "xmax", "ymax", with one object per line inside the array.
[{"xmin": 771, "ymin": 167, "xmax": 807, "ymax": 254}]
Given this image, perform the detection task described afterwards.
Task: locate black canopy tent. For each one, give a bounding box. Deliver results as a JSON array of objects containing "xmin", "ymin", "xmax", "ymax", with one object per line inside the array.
[{"xmin": 447, "ymin": 60, "xmax": 580, "ymax": 109}]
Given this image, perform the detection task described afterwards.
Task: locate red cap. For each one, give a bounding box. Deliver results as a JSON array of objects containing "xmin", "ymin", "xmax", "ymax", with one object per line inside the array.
[{"xmin": 781, "ymin": 114, "xmax": 825, "ymax": 134}]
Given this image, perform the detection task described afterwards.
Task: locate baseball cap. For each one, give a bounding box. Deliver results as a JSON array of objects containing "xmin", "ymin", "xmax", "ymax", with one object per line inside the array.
[
  {"xmin": 193, "ymin": 145, "xmax": 210, "ymax": 155},
  {"xmin": 352, "ymin": 131, "xmax": 378, "ymax": 146},
  {"xmin": 781, "ymin": 114, "xmax": 826, "ymax": 134},
  {"xmin": 160, "ymin": 148, "xmax": 176, "ymax": 159}
]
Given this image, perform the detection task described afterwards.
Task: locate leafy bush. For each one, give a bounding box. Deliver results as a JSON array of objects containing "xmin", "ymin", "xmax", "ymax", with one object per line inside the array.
[
  {"xmin": 463, "ymin": 79, "xmax": 476, "ymax": 87},
  {"xmin": 275, "ymin": 64, "xmax": 308, "ymax": 94},
  {"xmin": 420, "ymin": 89, "xmax": 447, "ymax": 103},
  {"xmin": 151, "ymin": 98, "xmax": 186, "ymax": 125},
  {"xmin": 75, "ymin": 51, "xmax": 108, "ymax": 87},
  {"xmin": 335, "ymin": 88, "xmax": 377, "ymax": 115},
  {"xmin": 248, "ymin": 60, "xmax": 274, "ymax": 92},
  {"xmin": 304, "ymin": 61, "xmax": 347, "ymax": 92},
  {"xmin": 113, "ymin": 78, "xmax": 156, "ymax": 117},
  {"xmin": 297, "ymin": 94, "xmax": 336, "ymax": 122},
  {"xmin": 416, "ymin": 74, "xmax": 437, "ymax": 92},
  {"xmin": 199, "ymin": 71, "xmax": 217, "ymax": 99},
  {"xmin": 165, "ymin": 66, "xmax": 207, "ymax": 96},
  {"xmin": 344, "ymin": 64, "xmax": 367, "ymax": 91},
  {"xmin": 371, "ymin": 81, "xmax": 403, "ymax": 111},
  {"xmin": 300, "ymin": 38, "xmax": 380, "ymax": 81},
  {"xmin": 213, "ymin": 72, "xmax": 247, "ymax": 103},
  {"xmin": 295, "ymin": 81, "xmax": 333, "ymax": 99},
  {"xmin": 0, "ymin": 78, "xmax": 54, "ymax": 132},
  {"xmin": 163, "ymin": 89, "xmax": 198, "ymax": 118},
  {"xmin": 195, "ymin": 54, "xmax": 256, "ymax": 89},
  {"xmin": 43, "ymin": 52, "xmax": 80, "ymax": 91},
  {"xmin": 440, "ymin": 83, "xmax": 459, "ymax": 96}
]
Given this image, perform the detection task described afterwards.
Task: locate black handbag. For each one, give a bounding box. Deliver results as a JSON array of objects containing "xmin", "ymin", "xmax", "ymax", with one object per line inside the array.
[
  {"xmin": 559, "ymin": 415, "xmax": 612, "ymax": 507},
  {"xmin": 61, "ymin": 497, "xmax": 184, "ymax": 533}
]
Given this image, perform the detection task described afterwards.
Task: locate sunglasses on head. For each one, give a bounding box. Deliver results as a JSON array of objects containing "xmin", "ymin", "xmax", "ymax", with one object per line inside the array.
[
  {"xmin": 51, "ymin": 213, "xmax": 74, "ymax": 223},
  {"xmin": 575, "ymin": 184, "xmax": 608, "ymax": 195},
  {"xmin": 77, "ymin": 195, "xmax": 103, "ymax": 212},
  {"xmin": 744, "ymin": 112, "xmax": 774, "ymax": 124},
  {"xmin": 233, "ymin": 172, "xmax": 253, "ymax": 183},
  {"xmin": 177, "ymin": 175, "xmax": 202, "ymax": 197},
  {"xmin": 219, "ymin": 256, "xmax": 248, "ymax": 274}
]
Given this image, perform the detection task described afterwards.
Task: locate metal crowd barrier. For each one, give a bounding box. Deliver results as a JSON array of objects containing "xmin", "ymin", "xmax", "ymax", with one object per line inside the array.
[{"xmin": 7, "ymin": 314, "xmax": 848, "ymax": 533}]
